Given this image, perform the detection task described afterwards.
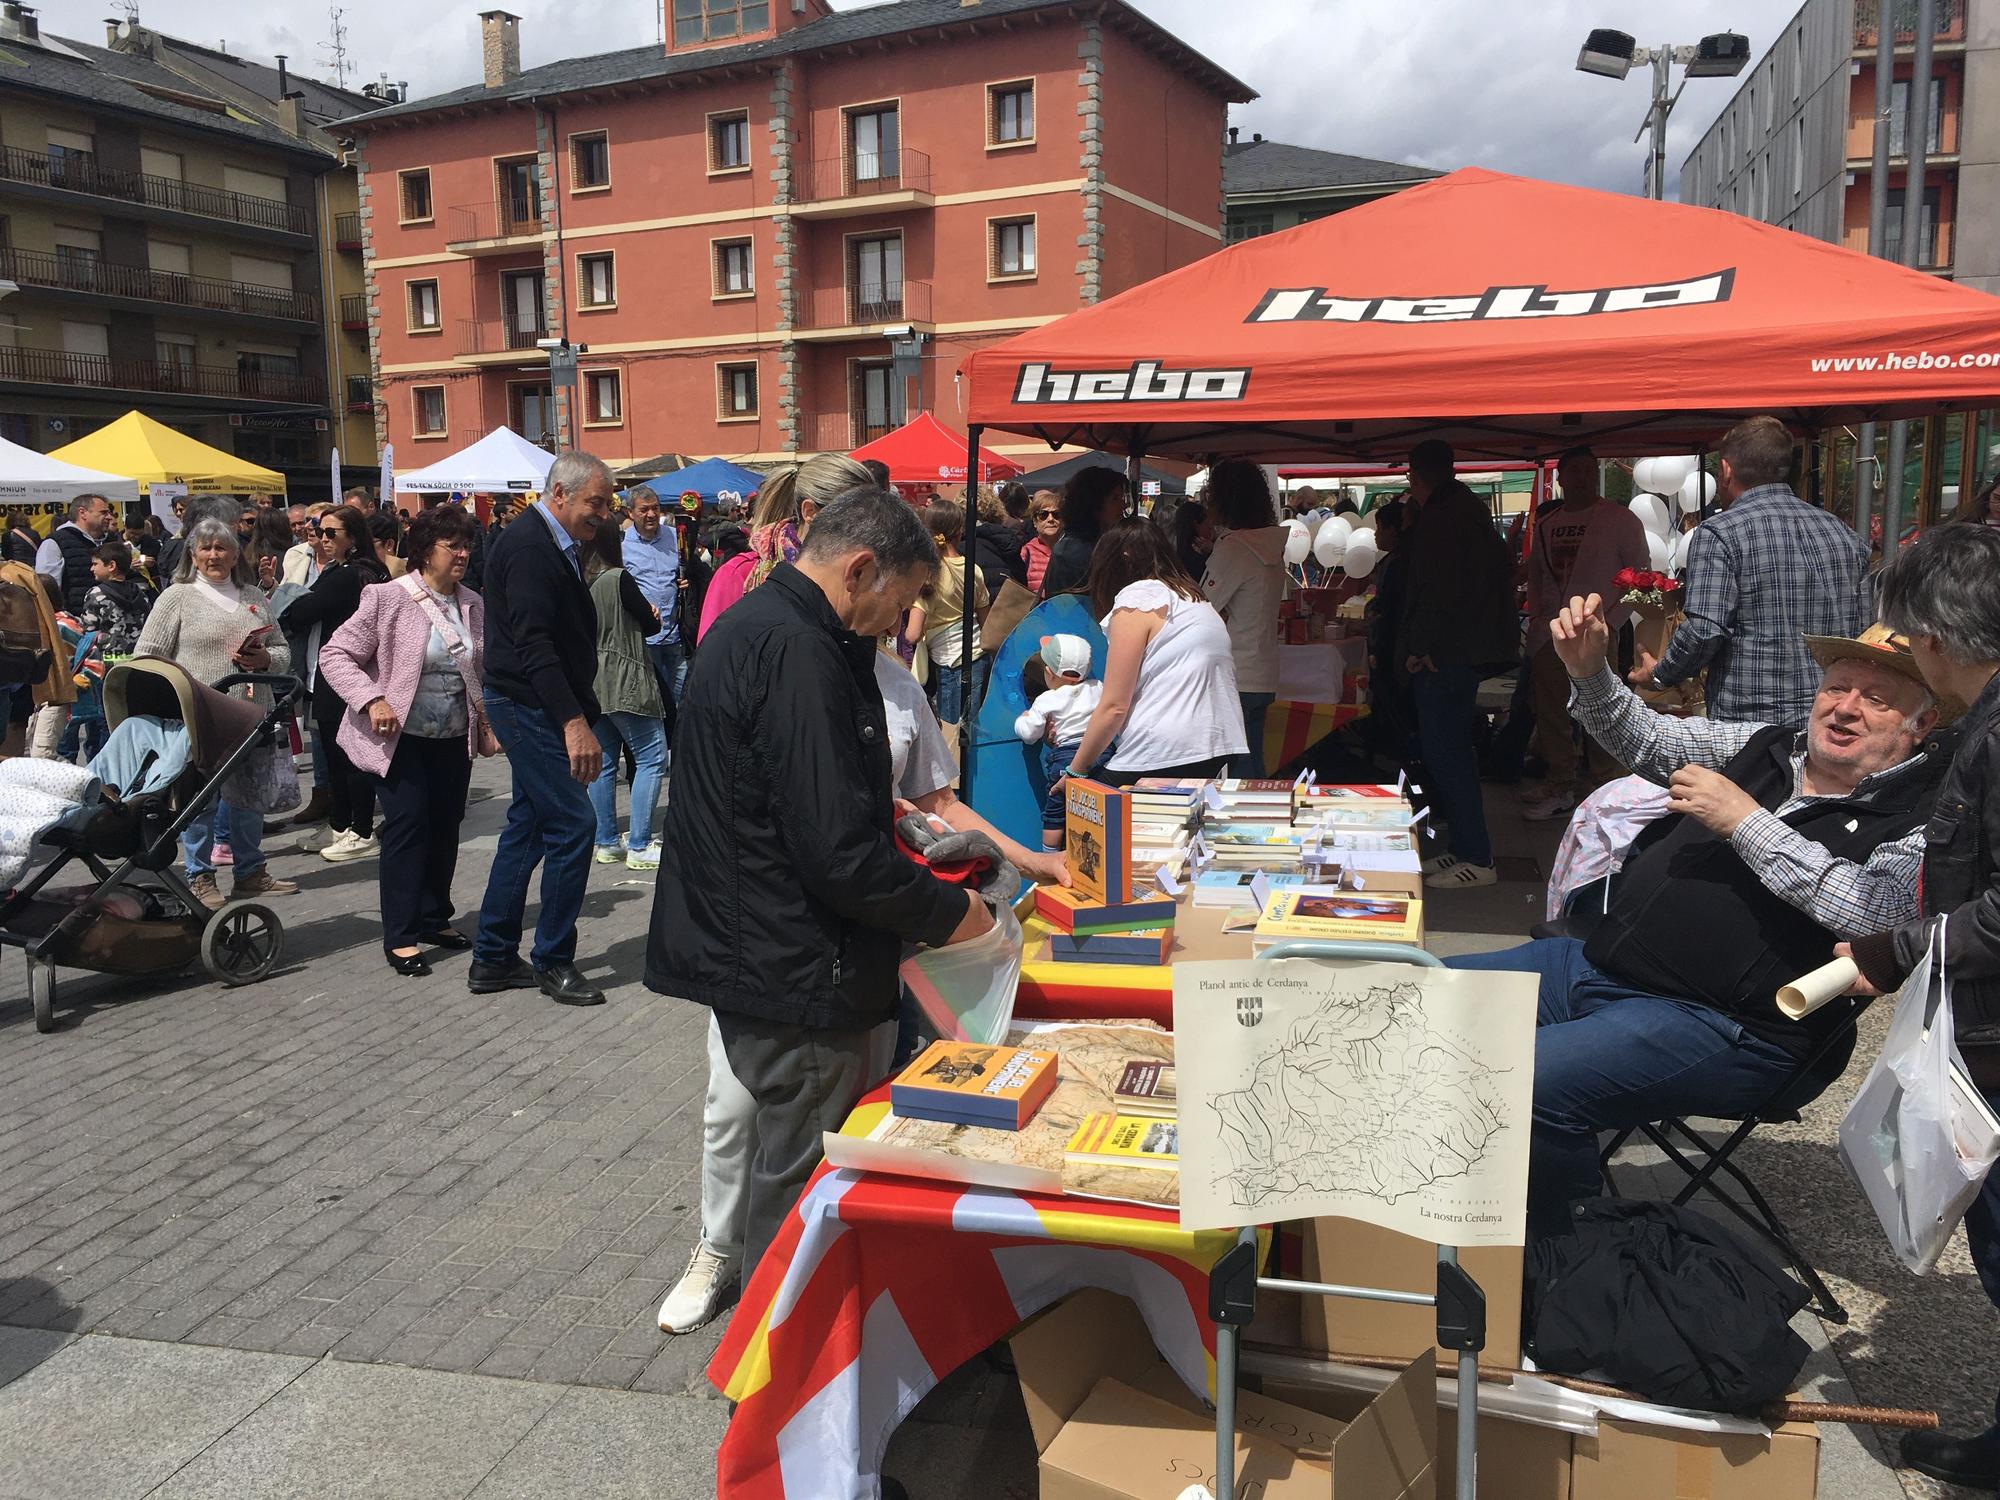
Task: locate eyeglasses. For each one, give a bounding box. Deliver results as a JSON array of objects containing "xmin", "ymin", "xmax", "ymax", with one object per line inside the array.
[
  {"xmin": 1034, "ymin": 510, "xmax": 1059, "ymax": 519},
  {"xmin": 314, "ymin": 525, "xmax": 346, "ymax": 537}
]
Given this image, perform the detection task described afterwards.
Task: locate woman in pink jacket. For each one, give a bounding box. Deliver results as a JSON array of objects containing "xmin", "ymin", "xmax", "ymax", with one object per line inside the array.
[{"xmin": 318, "ymin": 505, "xmax": 495, "ymax": 977}]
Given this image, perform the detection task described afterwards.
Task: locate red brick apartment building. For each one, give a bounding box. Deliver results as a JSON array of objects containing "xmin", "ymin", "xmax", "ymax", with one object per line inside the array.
[{"xmin": 343, "ymin": 0, "xmax": 1253, "ymax": 467}]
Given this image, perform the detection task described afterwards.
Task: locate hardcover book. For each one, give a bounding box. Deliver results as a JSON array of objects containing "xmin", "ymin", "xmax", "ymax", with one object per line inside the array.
[
  {"xmin": 1065, "ymin": 778, "xmax": 1131, "ymax": 907},
  {"xmin": 1253, "ymin": 890, "xmax": 1423, "ymax": 946},
  {"xmin": 1049, "ymin": 927, "xmax": 1173, "ymax": 966},
  {"xmin": 1035, "ymin": 884, "xmax": 1177, "ymax": 935},
  {"xmin": 1113, "ymin": 1059, "xmax": 1177, "ymax": 1118},
  {"xmin": 890, "ymin": 1040, "xmax": 1060, "ymax": 1130}
]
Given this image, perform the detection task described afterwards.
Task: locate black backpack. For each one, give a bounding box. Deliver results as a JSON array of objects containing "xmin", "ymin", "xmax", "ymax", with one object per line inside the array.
[{"xmin": 1525, "ymin": 1198, "xmax": 1810, "ymax": 1412}]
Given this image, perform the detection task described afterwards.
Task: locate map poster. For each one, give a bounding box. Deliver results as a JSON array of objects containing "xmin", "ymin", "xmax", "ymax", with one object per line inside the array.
[{"xmin": 1172, "ymin": 958, "xmax": 1537, "ymax": 1246}]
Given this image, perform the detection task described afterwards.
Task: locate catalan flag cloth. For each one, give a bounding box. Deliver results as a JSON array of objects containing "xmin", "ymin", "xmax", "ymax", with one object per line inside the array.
[
  {"xmin": 1265, "ymin": 699, "xmax": 1366, "ymax": 772},
  {"xmin": 707, "ymin": 1089, "xmax": 1254, "ymax": 1500}
]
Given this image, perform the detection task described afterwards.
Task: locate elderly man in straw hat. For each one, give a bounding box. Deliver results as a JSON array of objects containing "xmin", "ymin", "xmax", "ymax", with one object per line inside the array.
[{"xmin": 1449, "ymin": 590, "xmax": 1947, "ymax": 1233}]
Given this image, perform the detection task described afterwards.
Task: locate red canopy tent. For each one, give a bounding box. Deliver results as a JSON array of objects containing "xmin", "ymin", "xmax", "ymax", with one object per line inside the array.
[
  {"xmin": 850, "ymin": 411, "xmax": 1023, "ymax": 484},
  {"xmin": 962, "ymin": 166, "xmax": 2000, "ymax": 461}
]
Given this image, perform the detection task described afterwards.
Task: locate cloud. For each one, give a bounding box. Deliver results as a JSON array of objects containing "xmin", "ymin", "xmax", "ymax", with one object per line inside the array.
[{"xmin": 111, "ymin": 0, "xmax": 1807, "ymax": 195}]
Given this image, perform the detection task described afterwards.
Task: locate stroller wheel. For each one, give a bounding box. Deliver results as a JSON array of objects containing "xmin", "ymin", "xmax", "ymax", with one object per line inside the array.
[
  {"xmin": 28, "ymin": 958, "xmax": 55, "ymax": 1034},
  {"xmin": 201, "ymin": 902, "xmax": 284, "ymax": 987}
]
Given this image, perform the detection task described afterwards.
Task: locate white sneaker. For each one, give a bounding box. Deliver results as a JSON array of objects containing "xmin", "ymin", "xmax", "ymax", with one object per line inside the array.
[
  {"xmin": 1519, "ymin": 791, "xmax": 1577, "ymax": 823},
  {"xmin": 593, "ymin": 844, "xmax": 626, "ymax": 865},
  {"xmin": 1425, "ymin": 858, "xmax": 1498, "ymax": 889},
  {"xmin": 297, "ymin": 824, "xmax": 342, "ymax": 854},
  {"xmin": 625, "ymin": 842, "xmax": 662, "ymax": 871},
  {"xmin": 1420, "ymin": 851, "xmax": 1458, "ymax": 876},
  {"xmin": 321, "ymin": 830, "xmax": 378, "ymax": 863},
  {"xmin": 658, "ymin": 1242, "xmax": 737, "ymax": 1334}
]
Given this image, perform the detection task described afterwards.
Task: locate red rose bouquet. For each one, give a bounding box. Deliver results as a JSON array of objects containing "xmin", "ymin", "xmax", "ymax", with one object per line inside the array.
[{"xmin": 1616, "ymin": 568, "xmax": 1682, "ymax": 609}]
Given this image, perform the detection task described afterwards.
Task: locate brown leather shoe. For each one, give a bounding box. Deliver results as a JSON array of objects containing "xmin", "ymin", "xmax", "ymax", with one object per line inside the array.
[
  {"xmin": 232, "ymin": 870, "xmax": 300, "ymax": 898},
  {"xmin": 282, "ymin": 787, "xmax": 331, "ymax": 828},
  {"xmin": 187, "ymin": 873, "xmax": 225, "ymax": 912}
]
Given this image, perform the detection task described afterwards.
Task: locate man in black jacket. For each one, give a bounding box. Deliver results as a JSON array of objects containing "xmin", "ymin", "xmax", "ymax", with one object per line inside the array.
[
  {"xmin": 1840, "ymin": 525, "xmax": 2000, "ymax": 1490},
  {"xmin": 1451, "ymin": 591, "xmax": 1941, "ymax": 1235},
  {"xmin": 470, "ymin": 450, "xmax": 614, "ymax": 1006},
  {"xmin": 1398, "ymin": 440, "xmax": 1518, "ymax": 890},
  {"xmin": 647, "ymin": 487, "xmax": 993, "ymax": 1282}
]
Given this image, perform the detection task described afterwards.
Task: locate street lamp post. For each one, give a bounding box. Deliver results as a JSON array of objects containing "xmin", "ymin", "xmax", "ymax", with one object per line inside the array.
[{"xmin": 1576, "ymin": 30, "xmax": 1751, "ymax": 199}]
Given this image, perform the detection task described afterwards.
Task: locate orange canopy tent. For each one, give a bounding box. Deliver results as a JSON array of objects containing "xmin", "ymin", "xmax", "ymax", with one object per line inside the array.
[
  {"xmin": 850, "ymin": 411, "xmax": 1023, "ymax": 483},
  {"xmin": 962, "ymin": 167, "xmax": 2000, "ymax": 461}
]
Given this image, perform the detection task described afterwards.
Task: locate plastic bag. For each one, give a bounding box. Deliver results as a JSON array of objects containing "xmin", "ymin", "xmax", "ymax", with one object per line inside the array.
[
  {"xmin": 1838, "ymin": 921, "xmax": 2000, "ymax": 1272},
  {"xmin": 899, "ymin": 899, "xmax": 1023, "ymax": 1045}
]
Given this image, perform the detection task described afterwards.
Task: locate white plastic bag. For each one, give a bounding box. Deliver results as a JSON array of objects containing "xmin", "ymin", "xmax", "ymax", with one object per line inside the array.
[
  {"xmin": 898, "ymin": 900, "xmax": 1023, "ymax": 1045},
  {"xmin": 1837, "ymin": 922, "xmax": 2000, "ymax": 1272}
]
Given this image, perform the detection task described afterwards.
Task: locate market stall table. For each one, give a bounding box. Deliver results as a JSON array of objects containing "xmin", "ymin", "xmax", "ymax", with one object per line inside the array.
[{"xmin": 706, "ymin": 1098, "xmax": 1249, "ymax": 1500}]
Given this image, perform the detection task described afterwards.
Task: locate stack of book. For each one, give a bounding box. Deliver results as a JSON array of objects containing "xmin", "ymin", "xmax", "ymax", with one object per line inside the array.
[
  {"xmin": 1112, "ymin": 1058, "xmax": 1176, "ymax": 1119},
  {"xmin": 1209, "ymin": 778, "xmax": 1298, "ymax": 828},
  {"xmin": 889, "ymin": 1040, "xmax": 1060, "ymax": 1129},
  {"xmin": 1191, "ymin": 869, "xmax": 1309, "ymax": 908},
  {"xmin": 1291, "ymin": 782, "xmax": 1416, "ymax": 838},
  {"xmin": 1129, "ymin": 777, "xmax": 1203, "ymax": 876},
  {"xmin": 1200, "ymin": 820, "xmax": 1307, "ymax": 873},
  {"xmin": 1251, "ymin": 887, "xmax": 1424, "ymax": 954},
  {"xmin": 1035, "ymin": 885, "xmax": 1178, "ymax": 968}
]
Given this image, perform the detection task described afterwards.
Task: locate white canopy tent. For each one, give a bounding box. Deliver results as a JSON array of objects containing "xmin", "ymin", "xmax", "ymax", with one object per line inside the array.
[
  {"xmin": 393, "ymin": 427, "xmax": 554, "ymax": 496},
  {"xmin": 0, "ymin": 433, "xmax": 141, "ymax": 508}
]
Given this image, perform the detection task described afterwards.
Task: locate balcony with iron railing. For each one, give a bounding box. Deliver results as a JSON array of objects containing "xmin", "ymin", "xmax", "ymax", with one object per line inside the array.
[
  {"xmin": 1855, "ymin": 0, "xmax": 1965, "ymax": 48},
  {"xmin": 0, "ymin": 245, "xmax": 319, "ymax": 323},
  {"xmin": 445, "ymin": 200, "xmax": 546, "ymax": 254},
  {"xmin": 344, "ymin": 375, "xmax": 373, "ymax": 413},
  {"xmin": 790, "ymin": 148, "xmax": 934, "ymax": 218},
  {"xmin": 0, "ymin": 145, "xmax": 312, "ymax": 237},
  {"xmin": 455, "ymin": 317, "xmax": 548, "ymax": 360},
  {"xmin": 334, "ymin": 212, "xmax": 363, "ymax": 251},
  {"xmin": 0, "ymin": 346, "xmax": 324, "ymax": 405},
  {"xmin": 795, "ymin": 278, "xmax": 934, "ymax": 338},
  {"xmin": 339, "ymin": 293, "xmax": 367, "ymax": 330}
]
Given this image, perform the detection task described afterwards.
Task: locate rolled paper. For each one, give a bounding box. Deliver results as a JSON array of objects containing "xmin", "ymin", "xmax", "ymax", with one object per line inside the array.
[{"xmin": 1777, "ymin": 956, "xmax": 1861, "ymax": 1019}]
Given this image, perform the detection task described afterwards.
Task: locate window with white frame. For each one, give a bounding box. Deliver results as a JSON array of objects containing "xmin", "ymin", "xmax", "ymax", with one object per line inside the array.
[
  {"xmin": 399, "ymin": 168, "xmax": 433, "ymax": 222},
  {"xmin": 578, "ymin": 252, "xmax": 615, "ymax": 308},
  {"xmin": 988, "ymin": 81, "xmax": 1033, "ymax": 145},
  {"xmin": 571, "ymin": 132, "xmax": 610, "ymax": 190},
  {"xmin": 413, "ymin": 385, "xmax": 446, "ymax": 435},
  {"xmin": 709, "ymin": 112, "xmax": 750, "ymax": 172},
  {"xmin": 407, "ymin": 278, "xmax": 440, "ymax": 330},
  {"xmin": 584, "ymin": 368, "xmax": 622, "ymax": 424},
  {"xmin": 717, "ymin": 362, "xmax": 758, "ymax": 419},
  {"xmin": 991, "ymin": 216, "xmax": 1036, "ymax": 278},
  {"xmin": 714, "ymin": 239, "xmax": 753, "ymax": 296}
]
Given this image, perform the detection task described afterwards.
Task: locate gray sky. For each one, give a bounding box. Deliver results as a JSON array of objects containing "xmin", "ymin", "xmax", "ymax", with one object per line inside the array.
[{"xmin": 100, "ymin": 0, "xmax": 1810, "ymax": 196}]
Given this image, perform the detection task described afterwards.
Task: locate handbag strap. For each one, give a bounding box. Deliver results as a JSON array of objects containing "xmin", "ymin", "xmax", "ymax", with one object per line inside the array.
[{"xmin": 399, "ymin": 572, "xmax": 468, "ymax": 661}]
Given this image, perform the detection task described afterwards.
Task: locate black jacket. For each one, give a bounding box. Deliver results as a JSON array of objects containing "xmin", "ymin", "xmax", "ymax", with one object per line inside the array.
[
  {"xmin": 480, "ymin": 506, "xmax": 600, "ymax": 726},
  {"xmin": 1398, "ymin": 480, "xmax": 1518, "ymax": 671},
  {"xmin": 1853, "ymin": 673, "xmax": 2000, "ymax": 1065},
  {"xmin": 51, "ymin": 523, "xmax": 98, "ymax": 615},
  {"xmin": 645, "ymin": 562, "xmax": 968, "ymax": 1028},
  {"xmin": 1040, "ymin": 529, "xmax": 1098, "ymax": 599},
  {"xmin": 278, "ymin": 559, "xmax": 385, "ymax": 711},
  {"xmin": 1587, "ymin": 724, "xmax": 1940, "ymax": 1063},
  {"xmin": 973, "ymin": 521, "xmax": 1029, "ymax": 597}
]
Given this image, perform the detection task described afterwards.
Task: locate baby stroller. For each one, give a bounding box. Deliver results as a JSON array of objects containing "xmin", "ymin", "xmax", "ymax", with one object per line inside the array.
[{"xmin": 0, "ymin": 656, "xmax": 302, "ymax": 1033}]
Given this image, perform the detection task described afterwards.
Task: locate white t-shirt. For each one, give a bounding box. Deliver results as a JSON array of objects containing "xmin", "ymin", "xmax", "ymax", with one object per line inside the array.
[
  {"xmin": 875, "ymin": 651, "xmax": 957, "ymax": 801},
  {"xmin": 1102, "ymin": 580, "xmax": 1248, "ymax": 772},
  {"xmin": 1201, "ymin": 525, "xmax": 1287, "ymax": 695},
  {"xmin": 1014, "ymin": 679, "xmax": 1104, "ymax": 748}
]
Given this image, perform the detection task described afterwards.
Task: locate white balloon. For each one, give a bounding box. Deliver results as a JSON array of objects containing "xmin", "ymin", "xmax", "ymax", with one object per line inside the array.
[
  {"xmin": 1311, "ymin": 516, "xmax": 1353, "ymax": 565},
  {"xmin": 1647, "ymin": 531, "xmax": 1675, "ymax": 573},
  {"xmin": 1677, "ymin": 471, "xmax": 1716, "ymax": 513},
  {"xmin": 1651, "ymin": 455, "xmax": 1698, "ymax": 493},
  {"xmin": 1282, "ymin": 519, "xmax": 1311, "ymax": 566},
  {"xmin": 1342, "ymin": 535, "xmax": 1379, "ymax": 579},
  {"xmin": 1674, "ymin": 524, "xmax": 1701, "ymax": 569},
  {"xmin": 1631, "ymin": 458, "xmax": 1659, "ymax": 496},
  {"xmin": 1629, "ymin": 494, "xmax": 1671, "ymax": 539}
]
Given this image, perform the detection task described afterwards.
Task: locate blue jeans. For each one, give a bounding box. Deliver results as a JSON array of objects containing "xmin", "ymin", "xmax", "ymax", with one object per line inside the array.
[
  {"xmin": 181, "ymin": 802, "xmax": 264, "ymax": 880},
  {"xmin": 648, "ymin": 639, "xmax": 687, "ymax": 710},
  {"xmin": 590, "ymin": 711, "xmax": 667, "ymax": 850},
  {"xmin": 1038, "ymin": 740, "xmax": 1077, "ymax": 835},
  {"xmin": 57, "ymin": 714, "xmax": 108, "ymax": 766},
  {"xmin": 475, "ymin": 693, "xmax": 595, "ymax": 968},
  {"xmin": 1411, "ymin": 663, "xmax": 1491, "ymax": 866},
  {"xmin": 933, "ymin": 654, "xmax": 989, "ymax": 726},
  {"xmin": 1235, "ymin": 691, "xmax": 1276, "ymax": 778},
  {"xmin": 1447, "ymin": 937, "xmax": 1798, "ymax": 1235}
]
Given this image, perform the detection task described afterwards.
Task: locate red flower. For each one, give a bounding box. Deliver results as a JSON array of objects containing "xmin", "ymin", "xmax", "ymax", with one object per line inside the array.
[{"xmin": 1613, "ymin": 567, "xmax": 1639, "ymax": 588}]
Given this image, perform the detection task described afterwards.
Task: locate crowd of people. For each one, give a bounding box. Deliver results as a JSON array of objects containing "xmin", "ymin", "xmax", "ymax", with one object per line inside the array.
[{"xmin": 12, "ymin": 413, "xmax": 2000, "ymax": 1487}]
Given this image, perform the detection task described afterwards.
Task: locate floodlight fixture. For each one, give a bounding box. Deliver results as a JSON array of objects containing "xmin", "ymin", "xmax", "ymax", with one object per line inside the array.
[
  {"xmin": 1685, "ymin": 31, "xmax": 1751, "ymax": 77},
  {"xmin": 1576, "ymin": 28, "xmax": 1637, "ymax": 80}
]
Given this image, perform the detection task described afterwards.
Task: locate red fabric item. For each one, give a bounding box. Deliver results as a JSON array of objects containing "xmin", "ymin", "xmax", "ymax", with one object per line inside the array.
[
  {"xmin": 964, "ymin": 167, "xmax": 2000, "ymax": 460},
  {"xmin": 847, "ymin": 411, "xmax": 1023, "ymax": 483},
  {"xmin": 893, "ymin": 825, "xmax": 990, "ymax": 887}
]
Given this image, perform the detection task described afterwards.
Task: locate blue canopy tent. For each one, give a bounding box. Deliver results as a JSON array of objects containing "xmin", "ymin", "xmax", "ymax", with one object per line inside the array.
[
  {"xmin": 965, "ymin": 594, "xmax": 1108, "ymax": 850},
  {"xmin": 636, "ymin": 456, "xmax": 763, "ymax": 510}
]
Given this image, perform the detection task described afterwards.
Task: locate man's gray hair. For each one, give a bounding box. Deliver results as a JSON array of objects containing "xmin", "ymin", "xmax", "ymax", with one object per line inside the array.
[
  {"xmin": 1879, "ymin": 522, "xmax": 2000, "ymax": 666},
  {"xmin": 547, "ymin": 449, "xmax": 612, "ymax": 498},
  {"xmin": 172, "ymin": 517, "xmax": 242, "ymax": 583},
  {"xmin": 69, "ymin": 492, "xmax": 108, "ymax": 520},
  {"xmin": 798, "ymin": 486, "xmax": 940, "ymax": 580}
]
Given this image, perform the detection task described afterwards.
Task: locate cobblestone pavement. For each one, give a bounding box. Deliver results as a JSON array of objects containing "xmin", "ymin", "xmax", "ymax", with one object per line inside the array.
[{"xmin": 0, "ymin": 762, "xmax": 734, "ymax": 1402}]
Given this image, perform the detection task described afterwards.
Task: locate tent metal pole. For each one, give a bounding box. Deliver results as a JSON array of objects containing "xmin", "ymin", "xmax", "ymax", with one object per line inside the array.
[
  {"xmin": 1883, "ymin": 0, "xmax": 1937, "ymax": 549},
  {"xmin": 1856, "ymin": 0, "xmax": 1897, "ymax": 541},
  {"xmin": 961, "ymin": 424, "xmax": 981, "ymax": 796}
]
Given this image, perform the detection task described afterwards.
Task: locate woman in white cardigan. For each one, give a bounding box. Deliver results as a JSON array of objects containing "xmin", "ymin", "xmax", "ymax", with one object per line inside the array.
[
  {"xmin": 318, "ymin": 505, "xmax": 492, "ymax": 977},
  {"xmin": 133, "ymin": 517, "xmax": 298, "ymax": 911}
]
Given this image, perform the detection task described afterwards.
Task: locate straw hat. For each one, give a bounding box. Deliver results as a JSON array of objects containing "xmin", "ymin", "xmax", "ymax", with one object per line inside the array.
[{"xmin": 1802, "ymin": 623, "xmax": 1959, "ymax": 723}]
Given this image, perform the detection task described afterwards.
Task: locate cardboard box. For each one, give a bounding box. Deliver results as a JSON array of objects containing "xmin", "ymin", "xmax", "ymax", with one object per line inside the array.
[
  {"xmin": 1302, "ymin": 1219, "xmax": 1523, "ymax": 1371},
  {"xmin": 1569, "ymin": 1417, "xmax": 1818, "ymax": 1500},
  {"xmin": 1013, "ymin": 1288, "xmax": 1437, "ymax": 1499},
  {"xmin": 1266, "ymin": 1380, "xmax": 1574, "ymax": 1500}
]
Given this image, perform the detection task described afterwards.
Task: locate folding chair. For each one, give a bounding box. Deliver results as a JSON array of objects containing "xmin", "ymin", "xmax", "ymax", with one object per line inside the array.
[{"xmin": 1597, "ymin": 994, "xmax": 1872, "ymax": 1324}]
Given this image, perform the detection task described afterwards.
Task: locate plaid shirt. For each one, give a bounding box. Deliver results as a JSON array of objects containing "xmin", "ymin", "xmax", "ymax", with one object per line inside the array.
[
  {"xmin": 1572, "ymin": 667, "xmax": 1925, "ymax": 938},
  {"xmin": 1653, "ymin": 484, "xmax": 1871, "ymax": 725}
]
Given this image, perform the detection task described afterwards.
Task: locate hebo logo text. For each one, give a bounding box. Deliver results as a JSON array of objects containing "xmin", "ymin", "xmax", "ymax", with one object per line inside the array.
[
  {"xmin": 1012, "ymin": 359, "xmax": 1250, "ymax": 405},
  {"xmin": 1246, "ymin": 268, "xmax": 1735, "ymax": 325}
]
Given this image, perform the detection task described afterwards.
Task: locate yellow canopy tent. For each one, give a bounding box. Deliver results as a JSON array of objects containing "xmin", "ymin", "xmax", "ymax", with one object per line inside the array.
[{"xmin": 48, "ymin": 411, "xmax": 286, "ymax": 496}]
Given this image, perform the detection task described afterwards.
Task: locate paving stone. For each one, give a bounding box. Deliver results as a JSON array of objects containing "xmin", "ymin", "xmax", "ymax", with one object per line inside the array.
[{"xmin": 467, "ymin": 1385, "xmax": 728, "ymax": 1499}]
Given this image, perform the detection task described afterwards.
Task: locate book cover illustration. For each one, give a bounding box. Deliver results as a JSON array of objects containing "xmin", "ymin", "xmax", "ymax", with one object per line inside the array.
[
  {"xmin": 1114, "ymin": 1059, "xmax": 1177, "ymax": 1117},
  {"xmin": 1254, "ymin": 890, "xmax": 1422, "ymax": 945},
  {"xmin": 1066, "ymin": 1112, "xmax": 1180, "ymax": 1169},
  {"xmin": 890, "ymin": 1040, "xmax": 1060, "ymax": 1130},
  {"xmin": 1064, "ymin": 778, "xmax": 1131, "ymax": 907}
]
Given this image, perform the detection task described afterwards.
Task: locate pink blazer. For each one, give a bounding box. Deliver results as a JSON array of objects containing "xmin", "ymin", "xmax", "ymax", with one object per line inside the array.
[{"xmin": 319, "ymin": 578, "xmax": 486, "ymax": 776}]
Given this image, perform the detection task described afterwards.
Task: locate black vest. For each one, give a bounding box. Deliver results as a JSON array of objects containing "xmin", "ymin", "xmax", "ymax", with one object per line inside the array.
[
  {"xmin": 53, "ymin": 523, "xmax": 97, "ymax": 614},
  {"xmin": 1585, "ymin": 725, "xmax": 1939, "ymax": 1056}
]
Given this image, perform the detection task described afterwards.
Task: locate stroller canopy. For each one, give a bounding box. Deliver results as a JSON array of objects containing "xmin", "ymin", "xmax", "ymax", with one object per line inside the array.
[{"xmin": 106, "ymin": 657, "xmax": 266, "ymax": 779}]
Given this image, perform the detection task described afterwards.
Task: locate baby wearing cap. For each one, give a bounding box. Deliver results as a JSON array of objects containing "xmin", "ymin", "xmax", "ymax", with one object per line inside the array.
[{"xmin": 1013, "ymin": 633, "xmax": 1105, "ymax": 852}]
